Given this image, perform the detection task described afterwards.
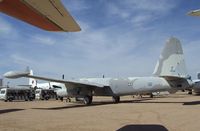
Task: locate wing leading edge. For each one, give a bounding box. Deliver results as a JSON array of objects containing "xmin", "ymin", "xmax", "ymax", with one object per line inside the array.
[{"xmin": 4, "ymin": 70, "xmax": 105, "ymax": 89}]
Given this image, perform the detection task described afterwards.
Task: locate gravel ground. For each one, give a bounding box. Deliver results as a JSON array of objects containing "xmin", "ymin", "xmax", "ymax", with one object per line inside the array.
[{"xmin": 0, "ymin": 92, "xmax": 200, "ymax": 131}]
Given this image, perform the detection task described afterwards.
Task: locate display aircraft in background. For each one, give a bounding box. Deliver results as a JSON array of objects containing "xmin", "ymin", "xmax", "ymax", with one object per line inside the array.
[
  {"xmin": 185, "ymin": 9, "xmax": 200, "ymax": 94},
  {"xmin": 188, "ymin": 9, "xmax": 200, "ymax": 16},
  {"xmin": 189, "ymin": 73, "xmax": 200, "ymax": 95},
  {"xmin": 28, "ymin": 69, "xmax": 67, "ymax": 100},
  {"xmin": 4, "ymin": 37, "xmax": 193, "ymax": 105},
  {"xmin": 0, "ymin": 0, "xmax": 81, "ymax": 32}
]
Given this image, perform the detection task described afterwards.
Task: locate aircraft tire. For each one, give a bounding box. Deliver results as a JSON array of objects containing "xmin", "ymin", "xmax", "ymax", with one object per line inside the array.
[
  {"xmin": 83, "ymin": 95, "xmax": 92, "ymax": 105},
  {"xmin": 112, "ymin": 96, "xmax": 120, "ymax": 103}
]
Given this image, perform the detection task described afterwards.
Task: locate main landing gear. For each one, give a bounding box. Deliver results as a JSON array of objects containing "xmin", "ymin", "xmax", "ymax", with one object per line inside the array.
[
  {"xmin": 188, "ymin": 89, "xmax": 193, "ymax": 95},
  {"xmin": 73, "ymin": 96, "xmax": 93, "ymax": 105},
  {"xmin": 112, "ymin": 96, "xmax": 120, "ymax": 103},
  {"xmin": 83, "ymin": 95, "xmax": 93, "ymax": 105}
]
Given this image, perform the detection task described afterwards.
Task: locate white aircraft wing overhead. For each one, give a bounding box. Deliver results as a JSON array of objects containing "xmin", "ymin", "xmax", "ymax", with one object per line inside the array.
[
  {"xmin": 188, "ymin": 9, "xmax": 200, "ymax": 16},
  {"xmin": 0, "ymin": 0, "xmax": 81, "ymax": 32},
  {"xmin": 4, "ymin": 71, "xmax": 105, "ymax": 88}
]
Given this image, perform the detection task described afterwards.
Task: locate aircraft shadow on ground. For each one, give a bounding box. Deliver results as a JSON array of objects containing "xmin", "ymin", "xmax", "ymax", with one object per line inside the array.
[
  {"xmin": 156, "ymin": 96, "xmax": 187, "ymax": 98},
  {"xmin": 183, "ymin": 101, "xmax": 200, "ymax": 105},
  {"xmin": 31, "ymin": 99, "xmax": 200, "ymax": 110},
  {"xmin": 0, "ymin": 109, "xmax": 25, "ymax": 115},
  {"xmin": 136, "ymin": 100, "xmax": 200, "ymax": 105},
  {"xmin": 31, "ymin": 101, "xmax": 129, "ymax": 110},
  {"xmin": 116, "ymin": 124, "xmax": 168, "ymax": 131},
  {"xmin": 31, "ymin": 99, "xmax": 152, "ymax": 110}
]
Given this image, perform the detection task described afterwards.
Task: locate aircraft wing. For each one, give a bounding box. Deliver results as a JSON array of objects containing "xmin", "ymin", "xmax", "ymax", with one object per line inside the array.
[
  {"xmin": 0, "ymin": 0, "xmax": 81, "ymax": 32},
  {"xmin": 188, "ymin": 9, "xmax": 200, "ymax": 16},
  {"xmin": 4, "ymin": 70, "xmax": 105, "ymax": 88}
]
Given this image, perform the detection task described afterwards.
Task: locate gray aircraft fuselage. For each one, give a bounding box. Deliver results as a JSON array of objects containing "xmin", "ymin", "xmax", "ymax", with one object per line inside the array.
[{"xmin": 58, "ymin": 77, "xmax": 186, "ymax": 97}]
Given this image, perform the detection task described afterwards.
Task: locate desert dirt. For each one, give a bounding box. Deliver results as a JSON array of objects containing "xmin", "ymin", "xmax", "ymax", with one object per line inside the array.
[{"xmin": 0, "ymin": 92, "xmax": 200, "ymax": 131}]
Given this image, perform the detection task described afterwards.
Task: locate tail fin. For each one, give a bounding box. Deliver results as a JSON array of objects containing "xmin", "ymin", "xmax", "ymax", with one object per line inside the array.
[
  {"xmin": 29, "ymin": 69, "xmax": 37, "ymax": 88},
  {"xmin": 153, "ymin": 37, "xmax": 188, "ymax": 78}
]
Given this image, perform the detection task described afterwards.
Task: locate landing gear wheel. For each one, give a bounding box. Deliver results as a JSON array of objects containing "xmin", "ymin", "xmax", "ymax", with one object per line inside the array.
[
  {"xmin": 83, "ymin": 95, "xmax": 93, "ymax": 105},
  {"xmin": 112, "ymin": 96, "xmax": 120, "ymax": 103}
]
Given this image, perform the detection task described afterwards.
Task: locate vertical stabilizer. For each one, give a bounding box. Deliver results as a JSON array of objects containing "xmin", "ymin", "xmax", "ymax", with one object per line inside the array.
[
  {"xmin": 153, "ymin": 37, "xmax": 188, "ymax": 78},
  {"xmin": 29, "ymin": 70, "xmax": 37, "ymax": 88}
]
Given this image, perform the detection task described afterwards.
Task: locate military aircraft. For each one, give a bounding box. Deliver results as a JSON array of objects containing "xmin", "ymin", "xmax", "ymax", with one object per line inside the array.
[
  {"xmin": 188, "ymin": 9, "xmax": 200, "ymax": 16},
  {"xmin": 0, "ymin": 0, "xmax": 81, "ymax": 32},
  {"xmin": 4, "ymin": 37, "xmax": 193, "ymax": 105},
  {"xmin": 188, "ymin": 73, "xmax": 200, "ymax": 94}
]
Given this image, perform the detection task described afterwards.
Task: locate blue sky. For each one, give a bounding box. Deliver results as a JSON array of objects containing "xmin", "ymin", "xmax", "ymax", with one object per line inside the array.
[{"xmin": 1, "ymin": 0, "xmax": 200, "ymax": 86}]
